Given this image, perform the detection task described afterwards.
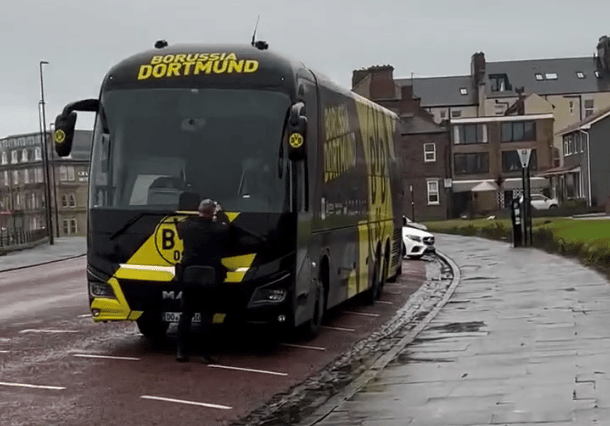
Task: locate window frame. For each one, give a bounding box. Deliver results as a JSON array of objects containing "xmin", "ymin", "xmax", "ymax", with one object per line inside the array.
[
  {"xmin": 453, "ymin": 152, "xmax": 490, "ymax": 175},
  {"xmin": 423, "ymin": 143, "xmax": 436, "ymax": 162},
  {"xmin": 501, "ymin": 121, "xmax": 536, "ymax": 143},
  {"xmin": 426, "ymin": 179, "xmax": 440, "ymax": 205},
  {"xmin": 453, "ymin": 123, "xmax": 488, "ymax": 145}
]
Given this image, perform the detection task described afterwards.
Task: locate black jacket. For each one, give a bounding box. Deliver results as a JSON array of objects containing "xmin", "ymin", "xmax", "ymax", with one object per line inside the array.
[{"xmin": 177, "ymin": 216, "xmax": 231, "ymax": 269}]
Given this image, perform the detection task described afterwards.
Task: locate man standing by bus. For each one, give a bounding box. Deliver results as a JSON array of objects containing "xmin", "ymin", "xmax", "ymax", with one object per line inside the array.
[{"xmin": 175, "ymin": 198, "xmax": 231, "ymax": 363}]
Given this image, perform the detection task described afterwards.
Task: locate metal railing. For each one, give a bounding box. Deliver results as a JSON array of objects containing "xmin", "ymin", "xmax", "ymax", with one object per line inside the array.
[{"xmin": 0, "ymin": 229, "xmax": 49, "ymax": 253}]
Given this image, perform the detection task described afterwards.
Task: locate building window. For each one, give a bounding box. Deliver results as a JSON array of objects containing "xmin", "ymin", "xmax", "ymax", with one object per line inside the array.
[
  {"xmin": 424, "ymin": 143, "xmax": 436, "ymax": 162},
  {"xmin": 62, "ymin": 194, "xmax": 68, "ymax": 207},
  {"xmin": 451, "ymin": 110, "xmax": 462, "ymax": 118},
  {"xmin": 64, "ymin": 218, "xmax": 78, "ymax": 234},
  {"xmin": 3, "ymin": 171, "xmax": 8, "ymax": 186},
  {"xmin": 535, "ymin": 73, "xmax": 544, "ymax": 81},
  {"xmin": 36, "ymin": 168, "xmax": 43, "ymax": 183},
  {"xmin": 545, "ymin": 73, "xmax": 558, "ymax": 80},
  {"xmin": 584, "ymin": 99, "xmax": 594, "ymax": 117},
  {"xmin": 502, "ymin": 150, "xmax": 537, "ymax": 172},
  {"xmin": 71, "ymin": 218, "xmax": 78, "ymax": 234},
  {"xmin": 69, "ymin": 194, "xmax": 76, "ymax": 207},
  {"xmin": 459, "ymin": 88, "xmax": 468, "ymax": 95},
  {"xmin": 440, "ymin": 110, "xmax": 447, "ymax": 119},
  {"xmin": 1, "ymin": 152, "xmax": 7, "ymax": 165},
  {"xmin": 494, "ymin": 104, "xmax": 505, "ymax": 115},
  {"xmin": 35, "ymin": 147, "xmax": 42, "ymax": 161},
  {"xmin": 454, "ymin": 124, "xmax": 488, "ymax": 144},
  {"xmin": 12, "ymin": 170, "xmax": 19, "ymax": 185},
  {"xmin": 576, "ymin": 71, "xmax": 586, "ymax": 79},
  {"xmin": 501, "ymin": 121, "xmax": 536, "ymax": 142},
  {"xmin": 31, "ymin": 193, "xmax": 36, "ymax": 210},
  {"xmin": 489, "ymin": 74, "xmax": 511, "ymax": 92},
  {"xmin": 67, "ymin": 166, "xmax": 75, "ymax": 181},
  {"xmin": 569, "ymin": 101, "xmax": 575, "ymax": 115},
  {"xmin": 60, "ymin": 165, "xmax": 68, "ymax": 181},
  {"xmin": 427, "ymin": 180, "xmax": 440, "ymax": 205},
  {"xmin": 11, "ymin": 151, "xmax": 18, "ymax": 164},
  {"xmin": 21, "ymin": 149, "xmax": 28, "ymax": 163},
  {"xmin": 24, "ymin": 168, "xmax": 30, "ymax": 184},
  {"xmin": 63, "ymin": 219, "xmax": 70, "ymax": 235},
  {"xmin": 454, "ymin": 153, "xmax": 489, "ymax": 175}
]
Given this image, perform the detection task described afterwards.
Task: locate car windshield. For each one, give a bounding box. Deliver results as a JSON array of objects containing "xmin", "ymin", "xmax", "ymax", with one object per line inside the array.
[{"xmin": 89, "ymin": 88, "xmax": 291, "ymax": 213}]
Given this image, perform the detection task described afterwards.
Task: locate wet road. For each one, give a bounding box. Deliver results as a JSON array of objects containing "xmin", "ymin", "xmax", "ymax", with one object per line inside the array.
[
  {"xmin": 316, "ymin": 234, "xmax": 610, "ymax": 426},
  {"xmin": 0, "ymin": 256, "xmax": 434, "ymax": 425}
]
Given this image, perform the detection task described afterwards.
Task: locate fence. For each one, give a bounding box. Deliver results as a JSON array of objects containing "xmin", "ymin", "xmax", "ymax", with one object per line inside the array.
[{"xmin": 0, "ymin": 229, "xmax": 49, "ymax": 254}]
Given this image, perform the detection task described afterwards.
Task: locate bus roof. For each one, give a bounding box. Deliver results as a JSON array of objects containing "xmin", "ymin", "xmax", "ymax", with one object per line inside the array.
[{"xmin": 103, "ymin": 43, "xmax": 308, "ymax": 92}]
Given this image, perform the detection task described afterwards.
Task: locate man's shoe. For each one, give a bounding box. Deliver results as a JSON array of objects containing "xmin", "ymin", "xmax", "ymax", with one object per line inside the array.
[
  {"xmin": 198, "ymin": 354, "xmax": 218, "ymax": 365},
  {"xmin": 176, "ymin": 346, "xmax": 189, "ymax": 363}
]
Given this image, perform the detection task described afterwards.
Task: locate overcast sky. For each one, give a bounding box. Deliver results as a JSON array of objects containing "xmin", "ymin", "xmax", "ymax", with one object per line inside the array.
[{"xmin": 2, "ymin": 0, "xmax": 609, "ymax": 138}]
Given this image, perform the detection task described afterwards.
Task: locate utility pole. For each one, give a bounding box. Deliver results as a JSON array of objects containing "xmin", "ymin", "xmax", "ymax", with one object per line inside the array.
[{"xmin": 39, "ymin": 60, "xmax": 54, "ymax": 245}]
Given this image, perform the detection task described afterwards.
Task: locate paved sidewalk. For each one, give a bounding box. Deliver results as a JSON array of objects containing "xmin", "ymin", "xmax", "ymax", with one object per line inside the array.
[
  {"xmin": 315, "ymin": 233, "xmax": 610, "ymax": 425},
  {"xmin": 0, "ymin": 237, "xmax": 86, "ymax": 272}
]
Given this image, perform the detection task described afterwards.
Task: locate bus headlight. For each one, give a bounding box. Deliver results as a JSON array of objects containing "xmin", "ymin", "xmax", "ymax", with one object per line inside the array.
[
  {"xmin": 249, "ymin": 288, "xmax": 287, "ymax": 305},
  {"xmin": 89, "ymin": 281, "xmax": 116, "ymax": 299}
]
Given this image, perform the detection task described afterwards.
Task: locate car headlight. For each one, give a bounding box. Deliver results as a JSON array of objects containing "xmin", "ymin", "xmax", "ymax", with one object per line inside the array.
[{"xmin": 406, "ymin": 234, "xmax": 422, "ymax": 242}]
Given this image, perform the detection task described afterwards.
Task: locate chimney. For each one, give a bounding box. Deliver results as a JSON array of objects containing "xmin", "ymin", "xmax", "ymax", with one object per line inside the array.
[
  {"xmin": 352, "ymin": 68, "xmax": 369, "ymax": 89},
  {"xmin": 596, "ymin": 35, "xmax": 610, "ymax": 73},
  {"xmin": 368, "ymin": 65, "xmax": 396, "ymax": 100},
  {"xmin": 471, "ymin": 52, "xmax": 486, "ymax": 85}
]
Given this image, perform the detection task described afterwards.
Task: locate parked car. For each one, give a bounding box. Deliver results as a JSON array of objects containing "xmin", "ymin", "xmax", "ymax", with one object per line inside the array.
[
  {"xmin": 402, "ymin": 216, "xmax": 435, "ymax": 259},
  {"xmin": 519, "ymin": 194, "xmax": 559, "ymax": 210}
]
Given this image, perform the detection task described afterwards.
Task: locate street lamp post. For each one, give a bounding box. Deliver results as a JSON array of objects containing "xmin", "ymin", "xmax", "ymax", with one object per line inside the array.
[{"xmin": 39, "ymin": 60, "xmax": 54, "ymax": 245}]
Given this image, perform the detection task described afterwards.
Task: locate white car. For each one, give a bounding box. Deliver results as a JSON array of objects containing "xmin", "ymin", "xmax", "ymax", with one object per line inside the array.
[
  {"xmin": 519, "ymin": 194, "xmax": 559, "ymax": 210},
  {"xmin": 402, "ymin": 216, "xmax": 435, "ymax": 259}
]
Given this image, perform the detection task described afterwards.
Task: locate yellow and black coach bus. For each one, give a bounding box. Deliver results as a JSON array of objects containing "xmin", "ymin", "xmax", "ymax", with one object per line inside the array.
[{"xmin": 53, "ymin": 42, "xmax": 403, "ymax": 339}]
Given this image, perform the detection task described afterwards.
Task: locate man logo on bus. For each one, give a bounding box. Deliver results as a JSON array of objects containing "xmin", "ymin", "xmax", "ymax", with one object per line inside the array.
[
  {"xmin": 289, "ymin": 133, "xmax": 304, "ymax": 149},
  {"xmin": 154, "ymin": 216, "xmax": 186, "ymax": 264},
  {"xmin": 54, "ymin": 129, "xmax": 66, "ymax": 144}
]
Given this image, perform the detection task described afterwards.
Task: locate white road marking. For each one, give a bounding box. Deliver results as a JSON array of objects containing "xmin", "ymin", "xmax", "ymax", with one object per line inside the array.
[
  {"xmin": 72, "ymin": 354, "xmax": 140, "ymax": 361},
  {"xmin": 343, "ymin": 311, "xmax": 380, "ymax": 317},
  {"xmin": 0, "ymin": 350, "xmax": 8, "ymax": 353},
  {"xmin": 280, "ymin": 343, "xmax": 327, "ymax": 351},
  {"xmin": 141, "ymin": 395, "xmax": 232, "ymax": 410},
  {"xmin": 78, "ymin": 313, "xmax": 92, "ymax": 318},
  {"xmin": 377, "ymin": 300, "xmax": 393, "ymax": 305},
  {"xmin": 208, "ymin": 364, "xmax": 288, "ymax": 376},
  {"xmin": 0, "ymin": 381, "xmax": 65, "ymax": 390},
  {"xmin": 321, "ymin": 325, "xmax": 355, "ymax": 332},
  {"xmin": 19, "ymin": 329, "xmax": 79, "ymax": 334}
]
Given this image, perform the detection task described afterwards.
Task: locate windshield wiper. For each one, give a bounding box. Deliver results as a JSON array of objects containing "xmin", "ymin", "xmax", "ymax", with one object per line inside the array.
[{"xmin": 109, "ymin": 212, "xmax": 170, "ymax": 240}]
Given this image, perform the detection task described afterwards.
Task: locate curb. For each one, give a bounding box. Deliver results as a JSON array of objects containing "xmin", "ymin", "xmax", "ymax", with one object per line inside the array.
[
  {"xmin": 299, "ymin": 250, "xmax": 461, "ymax": 426},
  {"xmin": 0, "ymin": 253, "xmax": 86, "ymax": 273}
]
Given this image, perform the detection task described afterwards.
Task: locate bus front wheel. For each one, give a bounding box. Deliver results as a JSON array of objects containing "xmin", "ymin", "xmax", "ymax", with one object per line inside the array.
[
  {"xmin": 136, "ymin": 312, "xmax": 169, "ymax": 342},
  {"xmin": 303, "ymin": 281, "xmax": 325, "ymax": 340}
]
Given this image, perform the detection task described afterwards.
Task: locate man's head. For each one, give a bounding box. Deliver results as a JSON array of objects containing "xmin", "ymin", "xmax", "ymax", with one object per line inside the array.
[{"xmin": 198, "ymin": 199, "xmax": 216, "ymax": 219}]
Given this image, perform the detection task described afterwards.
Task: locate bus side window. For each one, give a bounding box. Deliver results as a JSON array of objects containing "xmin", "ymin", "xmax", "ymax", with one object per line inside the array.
[{"xmin": 296, "ymin": 161, "xmax": 308, "ymax": 212}]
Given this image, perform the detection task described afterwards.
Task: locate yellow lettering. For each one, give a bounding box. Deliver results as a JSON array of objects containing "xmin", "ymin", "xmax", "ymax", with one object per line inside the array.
[
  {"xmin": 175, "ymin": 54, "xmax": 186, "ymax": 63},
  {"xmin": 194, "ymin": 61, "xmax": 213, "ymax": 75},
  {"xmin": 209, "ymin": 53, "xmax": 220, "ymax": 61},
  {"xmin": 167, "ymin": 63, "xmax": 181, "ymax": 77},
  {"xmin": 220, "ymin": 53, "xmax": 226, "ymax": 60},
  {"xmin": 183, "ymin": 62, "xmax": 195, "ymax": 75},
  {"xmin": 225, "ymin": 53, "xmax": 237, "ymax": 60},
  {"xmin": 186, "ymin": 54, "xmax": 199, "ymax": 62},
  {"xmin": 227, "ymin": 60, "xmax": 244, "ymax": 73},
  {"xmin": 198, "ymin": 54, "xmax": 209, "ymax": 61},
  {"xmin": 137, "ymin": 65, "xmax": 153, "ymax": 80},
  {"xmin": 244, "ymin": 60, "xmax": 259, "ymax": 73},
  {"xmin": 162, "ymin": 55, "xmax": 174, "ymax": 64},
  {"xmin": 152, "ymin": 64, "xmax": 167, "ymax": 78},
  {"xmin": 213, "ymin": 60, "xmax": 228, "ymax": 74},
  {"xmin": 151, "ymin": 56, "xmax": 163, "ymax": 64}
]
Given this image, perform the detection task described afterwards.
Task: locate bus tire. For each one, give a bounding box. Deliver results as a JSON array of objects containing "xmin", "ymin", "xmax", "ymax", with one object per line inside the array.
[
  {"xmin": 366, "ymin": 260, "xmax": 381, "ymax": 305},
  {"xmin": 303, "ymin": 281, "xmax": 325, "ymax": 340},
  {"xmin": 136, "ymin": 312, "xmax": 169, "ymax": 343}
]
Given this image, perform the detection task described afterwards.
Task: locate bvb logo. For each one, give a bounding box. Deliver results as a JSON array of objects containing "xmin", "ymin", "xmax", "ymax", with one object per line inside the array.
[
  {"xmin": 289, "ymin": 133, "xmax": 304, "ymax": 149},
  {"xmin": 54, "ymin": 129, "xmax": 66, "ymax": 144},
  {"xmin": 154, "ymin": 215, "xmax": 187, "ymax": 264}
]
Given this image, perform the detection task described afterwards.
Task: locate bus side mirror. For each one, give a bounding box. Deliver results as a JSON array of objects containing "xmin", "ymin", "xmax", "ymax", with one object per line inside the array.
[
  {"xmin": 54, "ymin": 111, "xmax": 77, "ymax": 157},
  {"xmin": 287, "ymin": 102, "xmax": 307, "ymax": 162}
]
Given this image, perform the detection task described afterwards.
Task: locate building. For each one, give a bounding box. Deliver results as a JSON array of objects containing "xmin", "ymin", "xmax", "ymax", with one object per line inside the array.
[
  {"xmin": 449, "ymin": 113, "xmax": 555, "ymax": 216},
  {"xmin": 352, "ymin": 66, "xmax": 452, "ymax": 220},
  {"xmin": 0, "ymin": 129, "xmax": 91, "ymax": 241},
  {"xmin": 554, "ymin": 104, "xmax": 610, "ymax": 208}
]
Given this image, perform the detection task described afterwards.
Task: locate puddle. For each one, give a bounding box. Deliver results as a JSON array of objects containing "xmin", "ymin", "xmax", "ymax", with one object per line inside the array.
[{"xmin": 427, "ymin": 321, "xmax": 486, "ymax": 333}]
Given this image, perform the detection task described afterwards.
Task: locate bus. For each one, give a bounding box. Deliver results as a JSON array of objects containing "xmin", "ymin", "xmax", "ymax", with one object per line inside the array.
[{"xmin": 53, "ymin": 41, "xmax": 403, "ymax": 339}]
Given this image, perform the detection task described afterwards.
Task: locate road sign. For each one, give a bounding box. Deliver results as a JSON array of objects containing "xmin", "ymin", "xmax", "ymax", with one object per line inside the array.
[{"xmin": 517, "ymin": 149, "xmax": 532, "ymax": 168}]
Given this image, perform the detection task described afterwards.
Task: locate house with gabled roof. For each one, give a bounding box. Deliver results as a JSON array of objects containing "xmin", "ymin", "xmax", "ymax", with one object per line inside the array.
[{"xmin": 553, "ymin": 104, "xmax": 610, "ymax": 208}]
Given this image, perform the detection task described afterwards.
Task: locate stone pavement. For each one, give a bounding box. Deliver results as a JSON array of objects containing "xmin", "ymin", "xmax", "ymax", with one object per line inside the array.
[
  {"xmin": 0, "ymin": 237, "xmax": 86, "ymax": 272},
  {"xmin": 313, "ymin": 233, "xmax": 610, "ymax": 425}
]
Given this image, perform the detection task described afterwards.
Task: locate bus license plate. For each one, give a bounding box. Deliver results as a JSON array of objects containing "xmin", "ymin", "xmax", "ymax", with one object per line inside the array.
[{"xmin": 163, "ymin": 312, "xmax": 201, "ymax": 323}]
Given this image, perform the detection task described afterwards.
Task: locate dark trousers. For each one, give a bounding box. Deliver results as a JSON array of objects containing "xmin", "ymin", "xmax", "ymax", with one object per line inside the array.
[{"xmin": 177, "ymin": 282, "xmax": 215, "ymax": 352}]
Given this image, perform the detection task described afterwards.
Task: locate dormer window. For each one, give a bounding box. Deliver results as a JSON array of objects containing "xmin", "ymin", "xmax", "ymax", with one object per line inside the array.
[
  {"xmin": 535, "ymin": 73, "xmax": 544, "ymax": 81},
  {"xmin": 576, "ymin": 71, "xmax": 586, "ymax": 79},
  {"xmin": 545, "ymin": 73, "xmax": 558, "ymax": 80},
  {"xmin": 489, "ymin": 74, "xmax": 511, "ymax": 92},
  {"xmin": 595, "ymin": 70, "xmax": 602, "ymax": 78},
  {"xmin": 459, "ymin": 87, "xmax": 468, "ymax": 95}
]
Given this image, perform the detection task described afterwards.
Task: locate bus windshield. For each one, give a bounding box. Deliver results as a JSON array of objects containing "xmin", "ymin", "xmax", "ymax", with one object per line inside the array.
[{"xmin": 89, "ymin": 88, "xmax": 291, "ymax": 213}]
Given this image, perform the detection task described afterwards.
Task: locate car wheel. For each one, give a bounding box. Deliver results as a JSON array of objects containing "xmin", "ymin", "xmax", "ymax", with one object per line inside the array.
[
  {"xmin": 407, "ymin": 254, "xmax": 423, "ymax": 260},
  {"xmin": 549, "ymin": 204, "xmax": 558, "ymax": 209}
]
